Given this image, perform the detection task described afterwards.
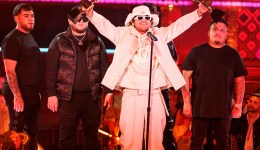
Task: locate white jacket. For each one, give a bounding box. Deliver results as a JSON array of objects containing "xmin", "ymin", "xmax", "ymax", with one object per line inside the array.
[{"xmin": 89, "ymin": 10, "xmax": 201, "ymax": 90}]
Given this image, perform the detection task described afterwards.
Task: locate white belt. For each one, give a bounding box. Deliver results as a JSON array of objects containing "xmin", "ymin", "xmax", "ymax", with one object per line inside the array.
[
  {"xmin": 123, "ymin": 88, "xmax": 161, "ymax": 95},
  {"xmin": 123, "ymin": 88, "xmax": 169, "ymax": 116}
]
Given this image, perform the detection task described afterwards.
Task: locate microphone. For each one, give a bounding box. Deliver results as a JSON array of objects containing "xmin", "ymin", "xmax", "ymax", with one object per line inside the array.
[{"xmin": 147, "ymin": 32, "xmax": 158, "ymax": 41}]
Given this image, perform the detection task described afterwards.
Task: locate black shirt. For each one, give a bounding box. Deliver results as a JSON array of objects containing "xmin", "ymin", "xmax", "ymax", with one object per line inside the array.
[
  {"xmin": 71, "ymin": 35, "xmax": 91, "ymax": 93},
  {"xmin": 1, "ymin": 29, "xmax": 41, "ymax": 95},
  {"xmin": 182, "ymin": 43, "xmax": 248, "ymax": 118}
]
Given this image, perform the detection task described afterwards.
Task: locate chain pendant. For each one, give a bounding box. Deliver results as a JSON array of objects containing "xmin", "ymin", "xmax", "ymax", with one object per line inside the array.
[
  {"xmin": 72, "ymin": 33, "xmax": 86, "ymax": 46},
  {"xmin": 78, "ymin": 41, "xmax": 83, "ymax": 45}
]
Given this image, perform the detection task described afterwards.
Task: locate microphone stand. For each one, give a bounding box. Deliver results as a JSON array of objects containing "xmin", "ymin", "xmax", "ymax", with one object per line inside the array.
[{"xmin": 145, "ymin": 39, "xmax": 154, "ymax": 150}]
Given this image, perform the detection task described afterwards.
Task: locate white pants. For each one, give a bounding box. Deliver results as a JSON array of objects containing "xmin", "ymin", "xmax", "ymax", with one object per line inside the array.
[{"xmin": 119, "ymin": 89, "xmax": 166, "ymax": 150}]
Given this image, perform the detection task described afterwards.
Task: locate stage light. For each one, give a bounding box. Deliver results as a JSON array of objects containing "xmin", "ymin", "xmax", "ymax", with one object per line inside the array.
[{"xmin": 98, "ymin": 129, "xmax": 120, "ymax": 141}]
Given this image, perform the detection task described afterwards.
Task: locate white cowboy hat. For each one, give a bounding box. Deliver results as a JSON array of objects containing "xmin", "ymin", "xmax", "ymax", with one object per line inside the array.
[{"xmin": 124, "ymin": 5, "xmax": 159, "ymax": 27}]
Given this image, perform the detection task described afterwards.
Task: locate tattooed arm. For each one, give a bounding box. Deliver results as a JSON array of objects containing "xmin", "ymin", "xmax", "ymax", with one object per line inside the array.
[
  {"xmin": 181, "ymin": 70, "xmax": 193, "ymax": 118},
  {"xmin": 231, "ymin": 76, "xmax": 245, "ymax": 118},
  {"xmin": 3, "ymin": 59, "xmax": 24, "ymax": 112}
]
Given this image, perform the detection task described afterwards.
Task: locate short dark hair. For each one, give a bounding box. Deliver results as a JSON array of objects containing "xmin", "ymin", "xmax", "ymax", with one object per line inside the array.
[
  {"xmin": 210, "ymin": 19, "xmax": 228, "ymax": 28},
  {"xmin": 251, "ymin": 88, "xmax": 260, "ymax": 98},
  {"xmin": 210, "ymin": 8, "xmax": 228, "ymax": 27},
  {"xmin": 13, "ymin": 3, "xmax": 33, "ymax": 16}
]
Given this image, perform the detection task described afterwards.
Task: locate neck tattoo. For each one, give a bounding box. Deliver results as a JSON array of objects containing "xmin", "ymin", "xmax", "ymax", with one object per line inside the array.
[{"xmin": 72, "ymin": 34, "xmax": 86, "ymax": 45}]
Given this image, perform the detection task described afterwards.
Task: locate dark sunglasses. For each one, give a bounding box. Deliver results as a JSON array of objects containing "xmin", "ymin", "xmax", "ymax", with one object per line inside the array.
[
  {"xmin": 134, "ymin": 15, "xmax": 152, "ymax": 21},
  {"xmin": 78, "ymin": 13, "xmax": 89, "ymax": 22}
]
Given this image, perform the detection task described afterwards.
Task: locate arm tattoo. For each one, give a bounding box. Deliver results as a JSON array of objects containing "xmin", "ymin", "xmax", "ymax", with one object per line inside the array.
[
  {"xmin": 182, "ymin": 70, "xmax": 193, "ymax": 104},
  {"xmin": 6, "ymin": 70, "xmax": 22, "ymax": 98},
  {"xmin": 234, "ymin": 76, "xmax": 245, "ymax": 104}
]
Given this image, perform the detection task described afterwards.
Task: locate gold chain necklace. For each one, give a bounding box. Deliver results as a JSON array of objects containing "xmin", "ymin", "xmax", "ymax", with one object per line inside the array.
[{"xmin": 72, "ymin": 34, "xmax": 86, "ymax": 45}]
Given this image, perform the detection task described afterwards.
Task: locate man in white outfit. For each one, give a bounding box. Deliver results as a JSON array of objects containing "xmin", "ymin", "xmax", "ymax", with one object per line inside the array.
[{"xmin": 83, "ymin": 3, "xmax": 208, "ymax": 150}]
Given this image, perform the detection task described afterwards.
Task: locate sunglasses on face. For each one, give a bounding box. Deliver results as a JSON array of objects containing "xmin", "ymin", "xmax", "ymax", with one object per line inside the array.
[
  {"xmin": 78, "ymin": 13, "xmax": 89, "ymax": 22},
  {"xmin": 134, "ymin": 15, "xmax": 152, "ymax": 21}
]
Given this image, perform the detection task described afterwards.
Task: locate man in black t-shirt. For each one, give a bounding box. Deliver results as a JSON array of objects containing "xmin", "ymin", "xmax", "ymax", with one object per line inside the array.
[
  {"xmin": 1, "ymin": 3, "xmax": 41, "ymax": 150},
  {"xmin": 181, "ymin": 9, "xmax": 248, "ymax": 150},
  {"xmin": 46, "ymin": 5, "xmax": 110, "ymax": 150}
]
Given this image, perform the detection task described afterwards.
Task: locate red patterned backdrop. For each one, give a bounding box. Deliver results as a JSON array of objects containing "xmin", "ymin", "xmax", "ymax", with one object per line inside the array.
[{"xmin": 237, "ymin": 8, "xmax": 260, "ymax": 67}]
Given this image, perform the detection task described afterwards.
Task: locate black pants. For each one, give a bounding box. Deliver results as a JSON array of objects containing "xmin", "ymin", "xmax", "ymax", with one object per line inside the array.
[
  {"xmin": 58, "ymin": 93, "xmax": 101, "ymax": 150},
  {"xmin": 2, "ymin": 87, "xmax": 40, "ymax": 150},
  {"xmin": 161, "ymin": 89, "xmax": 176, "ymax": 150},
  {"xmin": 190, "ymin": 117, "xmax": 231, "ymax": 150}
]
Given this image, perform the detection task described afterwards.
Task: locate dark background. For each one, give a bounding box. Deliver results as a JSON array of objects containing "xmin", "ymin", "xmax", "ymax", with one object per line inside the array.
[{"xmin": 0, "ymin": 1, "xmax": 259, "ymax": 149}]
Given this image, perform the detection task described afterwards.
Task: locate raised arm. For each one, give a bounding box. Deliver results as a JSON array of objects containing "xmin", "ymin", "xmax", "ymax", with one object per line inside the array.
[
  {"xmin": 83, "ymin": 4, "xmax": 119, "ymax": 45},
  {"xmin": 82, "ymin": 4, "xmax": 94, "ymax": 18},
  {"xmin": 159, "ymin": 2, "xmax": 209, "ymax": 43}
]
